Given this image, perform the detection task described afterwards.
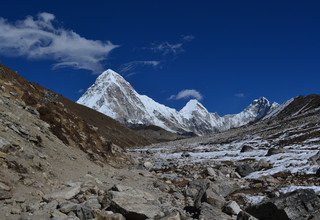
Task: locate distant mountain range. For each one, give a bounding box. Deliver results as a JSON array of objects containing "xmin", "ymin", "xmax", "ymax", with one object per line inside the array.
[{"xmin": 77, "ymin": 69, "xmax": 289, "ymax": 135}]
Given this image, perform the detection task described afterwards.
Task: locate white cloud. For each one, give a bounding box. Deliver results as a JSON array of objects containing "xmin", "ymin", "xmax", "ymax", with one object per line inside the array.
[
  {"xmin": 169, "ymin": 89, "xmax": 203, "ymax": 101},
  {"xmin": 182, "ymin": 35, "xmax": 195, "ymax": 42},
  {"xmin": 151, "ymin": 42, "xmax": 184, "ymax": 55},
  {"xmin": 0, "ymin": 12, "xmax": 118, "ymax": 73},
  {"xmin": 119, "ymin": 60, "xmax": 160, "ymax": 73},
  {"xmin": 149, "ymin": 35, "xmax": 194, "ymax": 56},
  {"xmin": 235, "ymin": 93, "xmax": 245, "ymax": 98}
]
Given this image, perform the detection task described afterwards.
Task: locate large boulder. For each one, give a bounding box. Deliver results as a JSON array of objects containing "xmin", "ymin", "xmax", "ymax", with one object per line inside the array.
[
  {"xmin": 266, "ymin": 147, "xmax": 283, "ymax": 156},
  {"xmin": 224, "ymin": 201, "xmax": 242, "ymax": 215},
  {"xmin": 204, "ymin": 188, "xmax": 226, "ymax": 209},
  {"xmin": 185, "ymin": 179, "xmax": 210, "ymax": 208},
  {"xmin": 246, "ymin": 189, "xmax": 320, "ymax": 220},
  {"xmin": 240, "ymin": 145, "xmax": 254, "ymax": 153},
  {"xmin": 199, "ymin": 203, "xmax": 233, "ymax": 220},
  {"xmin": 108, "ymin": 185, "xmax": 163, "ymax": 219},
  {"xmin": 43, "ymin": 183, "xmax": 81, "ymax": 202},
  {"xmin": 235, "ymin": 164, "xmax": 255, "ymax": 177}
]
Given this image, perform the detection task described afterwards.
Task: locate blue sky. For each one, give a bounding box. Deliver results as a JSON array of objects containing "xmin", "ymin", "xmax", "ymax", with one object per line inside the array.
[{"xmin": 0, "ymin": 1, "xmax": 320, "ymax": 115}]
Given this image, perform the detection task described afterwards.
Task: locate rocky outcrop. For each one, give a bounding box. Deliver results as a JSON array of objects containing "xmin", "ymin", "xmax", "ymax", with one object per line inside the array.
[{"xmin": 246, "ymin": 189, "xmax": 320, "ymax": 220}]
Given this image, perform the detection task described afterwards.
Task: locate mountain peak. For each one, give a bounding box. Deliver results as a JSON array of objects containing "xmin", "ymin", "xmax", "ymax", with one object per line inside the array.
[
  {"xmin": 97, "ymin": 69, "xmax": 126, "ymax": 84},
  {"xmin": 180, "ymin": 99, "xmax": 208, "ymax": 119}
]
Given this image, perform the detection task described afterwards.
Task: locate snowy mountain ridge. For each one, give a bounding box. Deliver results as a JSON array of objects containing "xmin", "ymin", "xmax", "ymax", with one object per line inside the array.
[{"xmin": 77, "ymin": 69, "xmax": 280, "ymax": 135}]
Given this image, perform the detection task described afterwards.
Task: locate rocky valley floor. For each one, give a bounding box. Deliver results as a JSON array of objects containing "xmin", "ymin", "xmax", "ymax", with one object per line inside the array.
[{"xmin": 0, "ymin": 66, "xmax": 320, "ymax": 220}]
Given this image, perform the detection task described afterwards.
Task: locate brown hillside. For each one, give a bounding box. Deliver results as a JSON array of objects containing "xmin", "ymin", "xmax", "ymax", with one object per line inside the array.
[{"xmin": 0, "ymin": 64, "xmax": 151, "ymax": 163}]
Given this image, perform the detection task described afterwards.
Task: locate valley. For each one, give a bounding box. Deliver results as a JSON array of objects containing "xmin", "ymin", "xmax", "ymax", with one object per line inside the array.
[{"xmin": 0, "ymin": 65, "xmax": 319, "ymax": 220}]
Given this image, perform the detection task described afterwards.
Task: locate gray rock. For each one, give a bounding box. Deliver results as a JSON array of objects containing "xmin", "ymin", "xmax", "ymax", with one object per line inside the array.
[
  {"xmin": 209, "ymin": 180, "xmax": 242, "ymax": 197},
  {"xmin": 160, "ymin": 211, "xmax": 181, "ymax": 220},
  {"xmin": 235, "ymin": 164, "xmax": 254, "ymax": 177},
  {"xmin": 185, "ymin": 179, "xmax": 210, "ymax": 208},
  {"xmin": 237, "ymin": 211, "xmax": 258, "ymax": 220},
  {"xmin": 181, "ymin": 152, "xmax": 191, "ymax": 158},
  {"xmin": 0, "ymin": 189, "xmax": 12, "ymax": 200},
  {"xmin": 199, "ymin": 202, "xmax": 233, "ymax": 220},
  {"xmin": 51, "ymin": 210, "xmax": 68, "ymax": 219},
  {"xmin": 43, "ymin": 184, "xmax": 81, "ymax": 202},
  {"xmin": 316, "ymin": 167, "xmax": 320, "ymax": 176},
  {"xmin": 0, "ymin": 182, "xmax": 11, "ymax": 191},
  {"xmin": 206, "ymin": 167, "xmax": 217, "ymax": 177},
  {"xmin": 26, "ymin": 201, "xmax": 41, "ymax": 213},
  {"xmin": 96, "ymin": 211, "xmax": 126, "ymax": 220},
  {"xmin": 108, "ymin": 185, "xmax": 162, "ymax": 219},
  {"xmin": 205, "ymin": 189, "xmax": 226, "ymax": 209},
  {"xmin": 76, "ymin": 205, "xmax": 95, "ymax": 220},
  {"xmin": 42, "ymin": 200, "xmax": 59, "ymax": 213},
  {"xmin": 266, "ymin": 147, "xmax": 283, "ymax": 156},
  {"xmin": 224, "ymin": 201, "xmax": 242, "ymax": 215},
  {"xmin": 246, "ymin": 189, "xmax": 320, "ymax": 220},
  {"xmin": 83, "ymin": 197, "xmax": 101, "ymax": 210},
  {"xmin": 143, "ymin": 161, "xmax": 153, "ymax": 169},
  {"xmin": 11, "ymin": 206, "xmax": 22, "ymax": 215},
  {"xmin": 240, "ymin": 145, "xmax": 254, "ymax": 153},
  {"xmin": 60, "ymin": 201, "xmax": 79, "ymax": 214}
]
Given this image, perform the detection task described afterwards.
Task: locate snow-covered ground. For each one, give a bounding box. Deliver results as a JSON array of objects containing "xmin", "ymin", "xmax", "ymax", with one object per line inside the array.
[{"xmin": 135, "ymin": 136, "xmax": 319, "ymax": 180}]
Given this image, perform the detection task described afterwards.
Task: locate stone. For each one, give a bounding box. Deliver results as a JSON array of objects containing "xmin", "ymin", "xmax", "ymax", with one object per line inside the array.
[
  {"xmin": 43, "ymin": 184, "xmax": 81, "ymax": 202},
  {"xmin": 26, "ymin": 201, "xmax": 41, "ymax": 213},
  {"xmin": 237, "ymin": 211, "xmax": 258, "ymax": 220},
  {"xmin": 0, "ymin": 189, "xmax": 12, "ymax": 200},
  {"xmin": 143, "ymin": 161, "xmax": 153, "ymax": 169},
  {"xmin": 11, "ymin": 206, "xmax": 22, "ymax": 215},
  {"xmin": 59, "ymin": 201, "xmax": 79, "ymax": 214},
  {"xmin": 83, "ymin": 197, "xmax": 101, "ymax": 210},
  {"xmin": 266, "ymin": 147, "xmax": 283, "ymax": 156},
  {"xmin": 51, "ymin": 210, "xmax": 68, "ymax": 219},
  {"xmin": 76, "ymin": 205, "xmax": 95, "ymax": 220},
  {"xmin": 185, "ymin": 179, "xmax": 210, "ymax": 208},
  {"xmin": 181, "ymin": 152, "xmax": 191, "ymax": 158},
  {"xmin": 160, "ymin": 211, "xmax": 181, "ymax": 220},
  {"xmin": 240, "ymin": 145, "xmax": 254, "ymax": 153},
  {"xmin": 108, "ymin": 185, "xmax": 162, "ymax": 219},
  {"xmin": 316, "ymin": 167, "xmax": 320, "ymax": 176},
  {"xmin": 235, "ymin": 164, "xmax": 254, "ymax": 177},
  {"xmin": 224, "ymin": 201, "xmax": 242, "ymax": 215},
  {"xmin": 15, "ymin": 197, "xmax": 26, "ymax": 203},
  {"xmin": 206, "ymin": 167, "xmax": 217, "ymax": 177},
  {"xmin": 255, "ymin": 159, "xmax": 272, "ymax": 170},
  {"xmin": 0, "ymin": 182, "xmax": 11, "ymax": 191},
  {"xmin": 199, "ymin": 202, "xmax": 233, "ymax": 220},
  {"xmin": 209, "ymin": 180, "xmax": 241, "ymax": 197},
  {"xmin": 42, "ymin": 200, "xmax": 59, "ymax": 213},
  {"xmin": 153, "ymin": 181, "xmax": 170, "ymax": 192},
  {"xmin": 95, "ymin": 210, "xmax": 126, "ymax": 220},
  {"xmin": 205, "ymin": 189, "xmax": 226, "ymax": 209},
  {"xmin": 246, "ymin": 189, "xmax": 320, "ymax": 220}
]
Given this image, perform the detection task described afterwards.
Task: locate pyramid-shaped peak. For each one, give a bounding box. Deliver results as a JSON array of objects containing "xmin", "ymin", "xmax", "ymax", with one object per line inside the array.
[
  {"xmin": 96, "ymin": 69, "xmax": 127, "ymax": 84},
  {"xmin": 180, "ymin": 99, "xmax": 207, "ymax": 113}
]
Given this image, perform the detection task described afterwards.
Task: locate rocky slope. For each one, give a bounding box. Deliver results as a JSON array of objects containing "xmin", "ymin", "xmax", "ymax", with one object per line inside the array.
[
  {"xmin": 77, "ymin": 69, "xmax": 278, "ymax": 135},
  {"xmin": 132, "ymin": 94, "xmax": 320, "ymax": 220},
  {"xmin": 1, "ymin": 64, "xmax": 319, "ymax": 220}
]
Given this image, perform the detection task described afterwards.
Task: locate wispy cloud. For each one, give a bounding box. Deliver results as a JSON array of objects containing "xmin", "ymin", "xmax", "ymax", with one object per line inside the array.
[
  {"xmin": 182, "ymin": 35, "xmax": 195, "ymax": 42},
  {"xmin": 148, "ymin": 35, "xmax": 195, "ymax": 56},
  {"xmin": 0, "ymin": 12, "xmax": 118, "ymax": 73},
  {"xmin": 235, "ymin": 93, "xmax": 245, "ymax": 98},
  {"xmin": 169, "ymin": 89, "xmax": 203, "ymax": 101},
  {"xmin": 150, "ymin": 42, "xmax": 184, "ymax": 55},
  {"xmin": 118, "ymin": 60, "xmax": 160, "ymax": 74}
]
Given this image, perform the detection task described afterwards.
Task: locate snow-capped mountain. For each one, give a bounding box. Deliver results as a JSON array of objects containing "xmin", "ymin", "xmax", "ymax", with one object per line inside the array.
[{"xmin": 77, "ymin": 69, "xmax": 279, "ymax": 135}]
